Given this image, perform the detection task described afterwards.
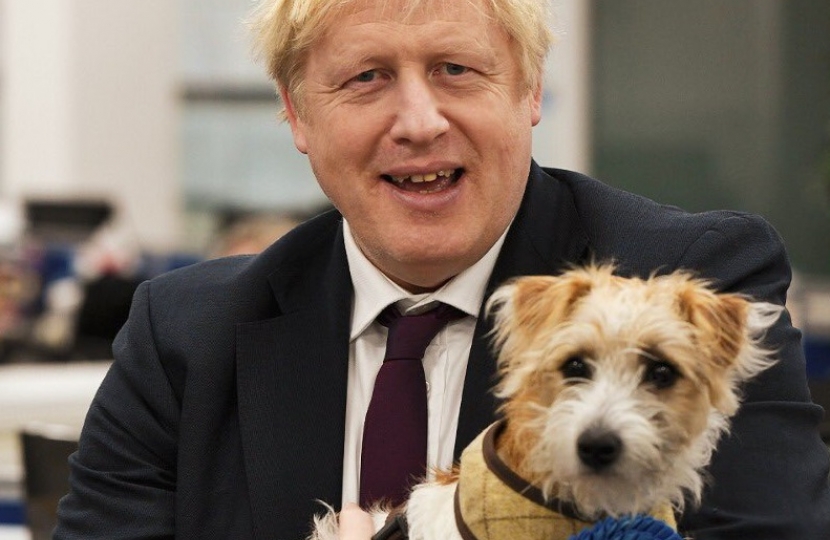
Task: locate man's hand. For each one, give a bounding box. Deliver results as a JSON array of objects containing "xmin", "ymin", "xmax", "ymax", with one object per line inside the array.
[{"xmin": 338, "ymin": 503, "xmax": 374, "ymax": 540}]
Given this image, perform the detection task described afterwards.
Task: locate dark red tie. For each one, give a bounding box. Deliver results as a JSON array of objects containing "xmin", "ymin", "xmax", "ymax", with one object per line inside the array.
[{"xmin": 359, "ymin": 303, "xmax": 464, "ymax": 508}]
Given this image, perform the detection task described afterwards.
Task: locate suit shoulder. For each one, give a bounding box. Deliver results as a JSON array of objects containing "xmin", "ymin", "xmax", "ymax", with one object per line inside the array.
[
  {"xmin": 540, "ymin": 167, "xmax": 783, "ymax": 272},
  {"xmin": 143, "ymin": 209, "xmax": 343, "ymax": 319}
]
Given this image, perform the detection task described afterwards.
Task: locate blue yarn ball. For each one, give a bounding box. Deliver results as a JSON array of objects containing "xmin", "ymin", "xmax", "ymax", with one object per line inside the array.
[{"xmin": 568, "ymin": 515, "xmax": 682, "ymax": 540}]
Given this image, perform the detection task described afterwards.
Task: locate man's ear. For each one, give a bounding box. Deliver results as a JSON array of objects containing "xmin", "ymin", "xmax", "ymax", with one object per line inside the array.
[
  {"xmin": 530, "ymin": 81, "xmax": 543, "ymax": 127},
  {"xmin": 279, "ymin": 86, "xmax": 308, "ymax": 154}
]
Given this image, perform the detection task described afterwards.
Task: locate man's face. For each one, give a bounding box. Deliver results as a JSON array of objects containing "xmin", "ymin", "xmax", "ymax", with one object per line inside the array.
[{"xmin": 282, "ymin": 0, "xmax": 543, "ymax": 292}]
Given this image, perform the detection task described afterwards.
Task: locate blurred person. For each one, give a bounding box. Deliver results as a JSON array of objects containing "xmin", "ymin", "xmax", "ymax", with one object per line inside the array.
[
  {"xmin": 54, "ymin": 0, "xmax": 830, "ymax": 539},
  {"xmin": 210, "ymin": 214, "xmax": 300, "ymax": 258},
  {"xmin": 28, "ymin": 221, "xmax": 141, "ymax": 360}
]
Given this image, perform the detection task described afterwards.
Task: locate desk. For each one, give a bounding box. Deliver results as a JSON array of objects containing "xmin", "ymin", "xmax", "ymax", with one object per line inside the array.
[
  {"xmin": 0, "ymin": 525, "xmax": 29, "ymax": 540},
  {"xmin": 0, "ymin": 361, "xmax": 110, "ymax": 500},
  {"xmin": 0, "ymin": 361, "xmax": 111, "ymax": 432}
]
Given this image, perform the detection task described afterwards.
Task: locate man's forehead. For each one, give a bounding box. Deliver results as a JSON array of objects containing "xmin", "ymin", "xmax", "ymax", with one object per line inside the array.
[
  {"xmin": 305, "ymin": 3, "xmax": 506, "ymax": 75},
  {"xmin": 311, "ymin": 0, "xmax": 497, "ymax": 49},
  {"xmin": 319, "ymin": 0, "xmax": 489, "ymax": 26}
]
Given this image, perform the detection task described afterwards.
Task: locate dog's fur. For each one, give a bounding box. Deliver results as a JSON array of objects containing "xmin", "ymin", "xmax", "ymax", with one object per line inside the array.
[{"xmin": 310, "ymin": 265, "xmax": 782, "ymax": 540}]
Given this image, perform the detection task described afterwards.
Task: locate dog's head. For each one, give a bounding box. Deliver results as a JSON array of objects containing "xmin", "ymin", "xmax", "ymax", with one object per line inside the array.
[{"xmin": 485, "ymin": 264, "xmax": 781, "ymax": 518}]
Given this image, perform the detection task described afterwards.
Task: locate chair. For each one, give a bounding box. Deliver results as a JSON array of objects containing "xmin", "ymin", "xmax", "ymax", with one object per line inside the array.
[{"xmin": 19, "ymin": 425, "xmax": 78, "ymax": 540}]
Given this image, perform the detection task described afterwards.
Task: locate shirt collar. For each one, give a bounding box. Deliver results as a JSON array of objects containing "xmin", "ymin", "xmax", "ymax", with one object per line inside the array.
[{"xmin": 344, "ymin": 219, "xmax": 510, "ymax": 341}]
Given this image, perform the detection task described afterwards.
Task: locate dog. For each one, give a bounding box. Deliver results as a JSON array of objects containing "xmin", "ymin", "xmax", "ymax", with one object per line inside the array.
[{"xmin": 310, "ymin": 264, "xmax": 782, "ymax": 540}]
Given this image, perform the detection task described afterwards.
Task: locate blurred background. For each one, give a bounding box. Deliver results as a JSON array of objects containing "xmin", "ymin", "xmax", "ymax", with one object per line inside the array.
[{"xmin": 0, "ymin": 0, "xmax": 828, "ymax": 537}]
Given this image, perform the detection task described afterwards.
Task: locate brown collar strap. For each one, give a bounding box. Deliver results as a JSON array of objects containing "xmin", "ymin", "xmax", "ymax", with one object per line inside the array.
[
  {"xmin": 480, "ymin": 421, "xmax": 588, "ymax": 519},
  {"xmin": 372, "ymin": 510, "xmax": 409, "ymax": 540}
]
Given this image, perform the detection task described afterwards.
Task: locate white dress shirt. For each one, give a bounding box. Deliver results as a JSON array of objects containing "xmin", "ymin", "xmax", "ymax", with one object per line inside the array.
[{"xmin": 340, "ymin": 219, "xmax": 509, "ymax": 504}]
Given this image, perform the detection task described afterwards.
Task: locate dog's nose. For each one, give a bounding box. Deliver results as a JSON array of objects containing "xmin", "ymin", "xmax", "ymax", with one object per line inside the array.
[{"xmin": 577, "ymin": 429, "xmax": 622, "ymax": 470}]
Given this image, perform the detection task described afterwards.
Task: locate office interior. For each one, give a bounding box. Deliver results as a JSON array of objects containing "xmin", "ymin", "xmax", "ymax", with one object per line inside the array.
[{"xmin": 0, "ymin": 0, "xmax": 829, "ymax": 538}]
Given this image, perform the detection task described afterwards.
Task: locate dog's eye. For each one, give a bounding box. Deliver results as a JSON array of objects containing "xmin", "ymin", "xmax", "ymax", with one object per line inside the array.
[
  {"xmin": 561, "ymin": 356, "xmax": 592, "ymax": 381},
  {"xmin": 643, "ymin": 360, "xmax": 679, "ymax": 389}
]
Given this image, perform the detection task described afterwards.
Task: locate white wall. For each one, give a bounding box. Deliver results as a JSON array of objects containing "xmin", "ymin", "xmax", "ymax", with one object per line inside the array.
[
  {"xmin": 533, "ymin": 0, "xmax": 592, "ymax": 174},
  {"xmin": 0, "ymin": 0, "xmax": 182, "ymax": 251}
]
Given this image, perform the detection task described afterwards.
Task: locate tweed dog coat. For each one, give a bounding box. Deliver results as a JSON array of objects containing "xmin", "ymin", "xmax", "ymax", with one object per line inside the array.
[{"xmin": 452, "ymin": 421, "xmax": 677, "ymax": 540}]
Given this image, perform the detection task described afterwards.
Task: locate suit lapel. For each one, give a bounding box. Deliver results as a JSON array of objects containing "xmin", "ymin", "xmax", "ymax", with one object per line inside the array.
[
  {"xmin": 234, "ymin": 164, "xmax": 592, "ymax": 535},
  {"xmin": 454, "ymin": 163, "xmax": 591, "ymax": 457},
  {"xmin": 236, "ymin": 222, "xmax": 352, "ymax": 540}
]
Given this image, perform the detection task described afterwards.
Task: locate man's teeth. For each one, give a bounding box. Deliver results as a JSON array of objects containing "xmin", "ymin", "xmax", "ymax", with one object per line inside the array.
[{"xmin": 390, "ymin": 169, "xmax": 454, "ymax": 184}]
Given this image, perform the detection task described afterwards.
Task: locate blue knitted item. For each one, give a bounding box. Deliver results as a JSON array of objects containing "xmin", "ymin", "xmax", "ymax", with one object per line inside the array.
[{"xmin": 568, "ymin": 515, "xmax": 682, "ymax": 540}]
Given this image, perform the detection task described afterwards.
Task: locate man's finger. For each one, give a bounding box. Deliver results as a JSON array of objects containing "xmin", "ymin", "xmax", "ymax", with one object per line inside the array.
[{"xmin": 338, "ymin": 503, "xmax": 374, "ymax": 540}]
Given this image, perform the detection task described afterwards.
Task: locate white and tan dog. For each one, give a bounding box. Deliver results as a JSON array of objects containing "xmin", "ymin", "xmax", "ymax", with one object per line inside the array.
[{"xmin": 311, "ymin": 265, "xmax": 782, "ymax": 540}]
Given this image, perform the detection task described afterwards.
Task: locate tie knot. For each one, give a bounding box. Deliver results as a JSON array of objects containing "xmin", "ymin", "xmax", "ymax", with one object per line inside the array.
[{"xmin": 378, "ymin": 303, "xmax": 465, "ymax": 361}]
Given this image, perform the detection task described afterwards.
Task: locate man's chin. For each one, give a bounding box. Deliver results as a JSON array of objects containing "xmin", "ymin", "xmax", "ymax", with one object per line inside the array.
[{"xmin": 379, "ymin": 254, "xmax": 477, "ymax": 293}]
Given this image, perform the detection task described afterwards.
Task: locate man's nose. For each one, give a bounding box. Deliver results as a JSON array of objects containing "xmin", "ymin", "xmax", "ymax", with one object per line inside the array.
[{"xmin": 389, "ymin": 76, "xmax": 450, "ymax": 145}]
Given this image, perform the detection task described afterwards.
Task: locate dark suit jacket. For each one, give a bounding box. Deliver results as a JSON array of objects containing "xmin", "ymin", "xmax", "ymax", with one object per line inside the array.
[{"xmin": 55, "ymin": 164, "xmax": 830, "ymax": 539}]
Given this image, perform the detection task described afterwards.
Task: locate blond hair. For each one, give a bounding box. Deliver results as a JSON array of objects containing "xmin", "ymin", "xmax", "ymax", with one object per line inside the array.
[{"xmin": 249, "ymin": 0, "xmax": 553, "ymax": 116}]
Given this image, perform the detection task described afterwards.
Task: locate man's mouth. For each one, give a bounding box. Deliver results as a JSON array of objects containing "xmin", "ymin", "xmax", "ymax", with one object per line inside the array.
[{"xmin": 381, "ymin": 168, "xmax": 463, "ymax": 193}]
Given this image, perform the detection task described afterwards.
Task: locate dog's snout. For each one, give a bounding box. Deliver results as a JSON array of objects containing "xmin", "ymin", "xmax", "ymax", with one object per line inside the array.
[{"xmin": 577, "ymin": 429, "xmax": 622, "ymax": 471}]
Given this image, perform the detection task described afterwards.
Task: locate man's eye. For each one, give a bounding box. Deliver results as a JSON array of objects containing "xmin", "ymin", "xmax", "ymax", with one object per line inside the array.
[
  {"xmin": 352, "ymin": 70, "xmax": 377, "ymax": 83},
  {"xmin": 442, "ymin": 63, "xmax": 469, "ymax": 76}
]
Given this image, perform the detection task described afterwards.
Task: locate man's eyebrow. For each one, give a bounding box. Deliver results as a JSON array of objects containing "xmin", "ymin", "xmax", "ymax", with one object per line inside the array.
[
  {"xmin": 321, "ymin": 35, "xmax": 500, "ymax": 81},
  {"xmin": 331, "ymin": 53, "xmax": 389, "ymax": 78}
]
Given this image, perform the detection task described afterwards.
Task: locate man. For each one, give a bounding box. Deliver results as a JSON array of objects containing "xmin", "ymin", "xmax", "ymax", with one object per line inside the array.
[{"xmin": 55, "ymin": 0, "xmax": 830, "ymax": 538}]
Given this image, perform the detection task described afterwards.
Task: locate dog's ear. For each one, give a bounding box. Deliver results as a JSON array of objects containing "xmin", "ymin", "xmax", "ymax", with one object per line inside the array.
[
  {"xmin": 488, "ymin": 271, "xmax": 594, "ymax": 356},
  {"xmin": 488, "ymin": 271, "xmax": 596, "ymax": 401},
  {"xmin": 512, "ymin": 273, "xmax": 594, "ymax": 334},
  {"xmin": 675, "ymin": 282, "xmax": 761, "ymax": 414},
  {"xmin": 677, "ymin": 284, "xmax": 748, "ymax": 368}
]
